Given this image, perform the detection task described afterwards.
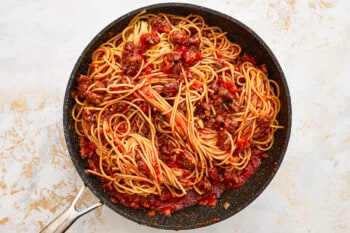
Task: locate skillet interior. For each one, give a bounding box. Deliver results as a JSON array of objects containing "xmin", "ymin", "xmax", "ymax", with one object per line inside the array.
[{"xmin": 63, "ymin": 3, "xmax": 291, "ymax": 230}]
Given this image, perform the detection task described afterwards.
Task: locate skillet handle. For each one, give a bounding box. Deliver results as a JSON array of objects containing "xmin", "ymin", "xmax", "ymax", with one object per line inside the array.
[{"xmin": 40, "ymin": 184, "xmax": 103, "ymax": 233}]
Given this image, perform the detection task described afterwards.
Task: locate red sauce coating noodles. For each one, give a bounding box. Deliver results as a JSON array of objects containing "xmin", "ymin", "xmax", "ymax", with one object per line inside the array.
[{"xmin": 71, "ymin": 12, "xmax": 282, "ymax": 216}]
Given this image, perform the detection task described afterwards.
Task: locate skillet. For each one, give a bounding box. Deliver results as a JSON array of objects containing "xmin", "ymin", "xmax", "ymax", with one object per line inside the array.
[{"xmin": 41, "ymin": 3, "xmax": 291, "ymax": 232}]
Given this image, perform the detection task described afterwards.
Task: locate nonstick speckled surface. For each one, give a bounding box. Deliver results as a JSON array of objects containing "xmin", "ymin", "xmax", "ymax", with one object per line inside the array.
[{"xmin": 63, "ymin": 2, "xmax": 291, "ymax": 230}]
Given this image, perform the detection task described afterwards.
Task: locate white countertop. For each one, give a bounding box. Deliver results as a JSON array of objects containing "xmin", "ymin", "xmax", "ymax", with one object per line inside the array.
[{"xmin": 1, "ymin": 0, "xmax": 350, "ymax": 232}]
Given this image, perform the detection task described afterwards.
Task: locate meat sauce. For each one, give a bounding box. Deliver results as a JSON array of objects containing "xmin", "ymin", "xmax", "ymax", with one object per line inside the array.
[
  {"xmin": 81, "ymin": 135, "xmax": 263, "ymax": 216},
  {"xmin": 74, "ymin": 14, "xmax": 271, "ymax": 216}
]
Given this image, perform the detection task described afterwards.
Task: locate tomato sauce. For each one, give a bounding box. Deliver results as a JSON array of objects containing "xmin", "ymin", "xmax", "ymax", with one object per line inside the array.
[
  {"xmin": 75, "ymin": 14, "xmax": 274, "ymax": 217},
  {"xmin": 81, "ymin": 134, "xmax": 264, "ymax": 216}
]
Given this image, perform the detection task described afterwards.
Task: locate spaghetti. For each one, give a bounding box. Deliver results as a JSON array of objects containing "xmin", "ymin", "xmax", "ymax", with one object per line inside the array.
[{"xmin": 72, "ymin": 12, "xmax": 282, "ymax": 216}]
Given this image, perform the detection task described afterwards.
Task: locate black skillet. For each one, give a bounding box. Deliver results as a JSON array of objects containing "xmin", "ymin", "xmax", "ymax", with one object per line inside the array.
[{"xmin": 41, "ymin": 3, "xmax": 291, "ymax": 232}]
